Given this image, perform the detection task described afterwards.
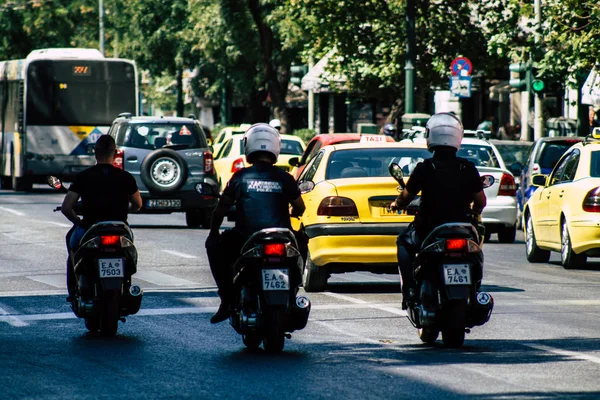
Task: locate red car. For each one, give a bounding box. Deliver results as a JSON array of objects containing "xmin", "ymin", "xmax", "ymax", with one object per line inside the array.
[{"xmin": 289, "ymin": 133, "xmax": 394, "ymax": 179}]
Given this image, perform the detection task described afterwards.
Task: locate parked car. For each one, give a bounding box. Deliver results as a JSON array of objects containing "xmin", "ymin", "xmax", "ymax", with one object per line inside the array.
[
  {"xmin": 106, "ymin": 113, "xmax": 219, "ymax": 228},
  {"xmin": 211, "ymin": 124, "xmax": 251, "ymax": 156},
  {"xmin": 517, "ymin": 137, "xmax": 584, "ymax": 215},
  {"xmin": 523, "ymin": 133, "xmax": 600, "ymax": 269},
  {"xmin": 213, "ymin": 134, "xmax": 305, "ymax": 191},
  {"xmin": 289, "ymin": 133, "xmax": 394, "ymax": 179}
]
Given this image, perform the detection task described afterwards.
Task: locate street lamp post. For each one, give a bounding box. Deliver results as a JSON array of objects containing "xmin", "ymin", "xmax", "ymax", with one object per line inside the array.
[
  {"xmin": 533, "ymin": 0, "xmax": 543, "ymax": 140},
  {"xmin": 99, "ymin": 0, "xmax": 105, "ymax": 55},
  {"xmin": 404, "ymin": 0, "xmax": 415, "ymax": 114}
]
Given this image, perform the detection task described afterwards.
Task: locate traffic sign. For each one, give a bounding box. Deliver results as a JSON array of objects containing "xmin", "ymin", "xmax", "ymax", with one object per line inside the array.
[
  {"xmin": 450, "ymin": 76, "xmax": 472, "ymax": 98},
  {"xmin": 450, "ymin": 57, "xmax": 473, "ymax": 77}
]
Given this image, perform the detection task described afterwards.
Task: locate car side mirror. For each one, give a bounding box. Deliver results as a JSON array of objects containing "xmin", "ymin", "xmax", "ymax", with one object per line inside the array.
[
  {"xmin": 531, "ymin": 174, "xmax": 548, "ymax": 187},
  {"xmin": 388, "ymin": 162, "xmax": 405, "ymax": 189},
  {"xmin": 46, "ymin": 175, "xmax": 63, "ymax": 190},
  {"xmin": 298, "ymin": 180, "xmax": 315, "ymax": 194},
  {"xmin": 289, "ymin": 157, "xmax": 300, "ymax": 167}
]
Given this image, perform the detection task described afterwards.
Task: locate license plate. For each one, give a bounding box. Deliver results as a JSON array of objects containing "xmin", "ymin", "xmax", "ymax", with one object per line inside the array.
[
  {"xmin": 443, "ymin": 264, "xmax": 471, "ymax": 285},
  {"xmin": 147, "ymin": 199, "xmax": 181, "ymax": 209},
  {"xmin": 262, "ymin": 269, "xmax": 289, "ymax": 291},
  {"xmin": 98, "ymin": 258, "xmax": 125, "ymax": 278},
  {"xmin": 380, "ymin": 205, "xmax": 404, "ymax": 216}
]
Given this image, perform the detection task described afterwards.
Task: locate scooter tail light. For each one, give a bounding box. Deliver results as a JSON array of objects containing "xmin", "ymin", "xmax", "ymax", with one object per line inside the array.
[
  {"xmin": 100, "ymin": 235, "xmax": 121, "ymax": 247},
  {"xmin": 583, "ymin": 187, "xmax": 600, "ymax": 212},
  {"xmin": 317, "ymin": 196, "xmax": 359, "ymax": 216},
  {"xmin": 264, "ymin": 243, "xmax": 286, "ymax": 256},
  {"xmin": 445, "ymin": 238, "xmax": 467, "ymax": 252},
  {"xmin": 113, "ymin": 149, "xmax": 124, "ymax": 169}
]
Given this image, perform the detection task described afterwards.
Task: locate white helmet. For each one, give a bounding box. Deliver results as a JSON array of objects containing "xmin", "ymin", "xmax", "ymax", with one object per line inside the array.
[
  {"xmin": 425, "ymin": 112, "xmax": 464, "ymax": 152},
  {"xmin": 269, "ymin": 119, "xmax": 282, "ymax": 130},
  {"xmin": 244, "ymin": 123, "xmax": 281, "ymax": 163}
]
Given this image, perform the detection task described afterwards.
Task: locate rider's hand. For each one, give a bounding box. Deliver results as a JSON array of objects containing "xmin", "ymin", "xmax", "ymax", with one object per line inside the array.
[{"xmin": 388, "ymin": 201, "xmax": 400, "ymax": 212}]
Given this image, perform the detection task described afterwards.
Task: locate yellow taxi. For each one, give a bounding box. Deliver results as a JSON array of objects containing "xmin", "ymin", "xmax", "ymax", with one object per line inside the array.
[
  {"xmin": 294, "ymin": 140, "xmax": 431, "ymax": 291},
  {"xmin": 213, "ymin": 134, "xmax": 305, "ymax": 191},
  {"xmin": 523, "ymin": 131, "xmax": 600, "ymax": 269},
  {"xmin": 211, "ymin": 124, "xmax": 251, "ymax": 155}
]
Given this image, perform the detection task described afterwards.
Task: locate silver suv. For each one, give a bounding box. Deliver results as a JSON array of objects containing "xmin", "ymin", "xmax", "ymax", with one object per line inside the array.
[{"xmin": 107, "ymin": 114, "xmax": 219, "ymax": 228}]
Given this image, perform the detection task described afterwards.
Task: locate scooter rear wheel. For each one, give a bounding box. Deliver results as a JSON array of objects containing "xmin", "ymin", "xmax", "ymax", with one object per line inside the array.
[
  {"xmin": 242, "ymin": 334, "xmax": 262, "ymax": 349},
  {"xmin": 418, "ymin": 328, "xmax": 439, "ymax": 345},
  {"xmin": 100, "ymin": 291, "xmax": 119, "ymax": 337},
  {"xmin": 85, "ymin": 318, "xmax": 100, "ymax": 333},
  {"xmin": 263, "ymin": 310, "xmax": 285, "ymax": 354},
  {"xmin": 442, "ymin": 300, "xmax": 467, "ymax": 348}
]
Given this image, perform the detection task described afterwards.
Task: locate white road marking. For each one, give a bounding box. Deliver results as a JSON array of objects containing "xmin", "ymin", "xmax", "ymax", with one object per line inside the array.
[
  {"xmin": 161, "ymin": 250, "xmax": 197, "ymax": 259},
  {"xmin": 43, "ymin": 221, "xmax": 71, "ymax": 228},
  {"xmin": 323, "ymin": 292, "xmax": 406, "ymax": 316},
  {"xmin": 525, "ymin": 344, "xmax": 600, "ymax": 365},
  {"xmin": 134, "ymin": 270, "xmax": 197, "ymax": 286},
  {"xmin": 27, "ymin": 275, "xmax": 65, "ymax": 289},
  {"xmin": 0, "ymin": 304, "xmax": 28, "ymax": 327},
  {"xmin": 0, "ymin": 206, "xmax": 25, "ymax": 216}
]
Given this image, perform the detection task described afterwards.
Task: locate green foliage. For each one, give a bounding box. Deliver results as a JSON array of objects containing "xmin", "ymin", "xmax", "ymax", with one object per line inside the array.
[{"xmin": 293, "ymin": 128, "xmax": 316, "ymax": 144}]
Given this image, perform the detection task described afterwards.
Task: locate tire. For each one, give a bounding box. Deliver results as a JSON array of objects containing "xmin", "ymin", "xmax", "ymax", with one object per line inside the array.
[
  {"xmin": 525, "ymin": 213, "xmax": 550, "ymax": 263},
  {"xmin": 263, "ymin": 310, "xmax": 285, "ymax": 354},
  {"xmin": 100, "ymin": 291, "xmax": 120, "ymax": 337},
  {"xmin": 140, "ymin": 149, "xmax": 188, "ymax": 194},
  {"xmin": 497, "ymin": 225, "xmax": 516, "ymax": 244},
  {"xmin": 242, "ymin": 334, "xmax": 262, "ymax": 350},
  {"xmin": 186, "ymin": 210, "xmax": 211, "ymax": 229},
  {"xmin": 0, "ymin": 176, "xmax": 12, "ymax": 190},
  {"xmin": 484, "ymin": 232, "xmax": 491, "ymax": 243},
  {"xmin": 10, "ymin": 149, "xmax": 32, "ymax": 192},
  {"xmin": 85, "ymin": 318, "xmax": 100, "ymax": 333},
  {"xmin": 418, "ymin": 328, "xmax": 439, "ymax": 345},
  {"xmin": 302, "ymin": 251, "xmax": 328, "ymax": 292},
  {"xmin": 561, "ymin": 219, "xmax": 586, "ymax": 270},
  {"xmin": 442, "ymin": 300, "xmax": 467, "ymax": 348}
]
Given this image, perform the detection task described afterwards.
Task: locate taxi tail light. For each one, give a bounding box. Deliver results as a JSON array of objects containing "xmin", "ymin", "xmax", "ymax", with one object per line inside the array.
[
  {"xmin": 203, "ymin": 151, "xmax": 214, "ymax": 173},
  {"xmin": 317, "ymin": 196, "xmax": 358, "ymax": 216},
  {"xmin": 100, "ymin": 235, "xmax": 121, "ymax": 247},
  {"xmin": 231, "ymin": 157, "xmax": 245, "ymax": 173},
  {"xmin": 264, "ymin": 243, "xmax": 286, "ymax": 257},
  {"xmin": 113, "ymin": 149, "xmax": 124, "ymax": 169},
  {"xmin": 498, "ymin": 173, "xmax": 516, "ymax": 196},
  {"xmin": 583, "ymin": 187, "xmax": 600, "ymax": 212}
]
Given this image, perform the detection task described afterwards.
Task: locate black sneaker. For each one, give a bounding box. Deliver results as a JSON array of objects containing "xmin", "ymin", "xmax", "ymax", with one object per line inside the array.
[{"xmin": 210, "ymin": 303, "xmax": 231, "ymax": 324}]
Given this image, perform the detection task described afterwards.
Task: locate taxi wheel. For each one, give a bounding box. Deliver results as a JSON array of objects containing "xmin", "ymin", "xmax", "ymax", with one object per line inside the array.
[
  {"xmin": 525, "ymin": 213, "xmax": 550, "ymax": 263},
  {"xmin": 497, "ymin": 225, "xmax": 516, "ymax": 244},
  {"xmin": 302, "ymin": 251, "xmax": 328, "ymax": 292},
  {"xmin": 561, "ymin": 220, "xmax": 586, "ymax": 270}
]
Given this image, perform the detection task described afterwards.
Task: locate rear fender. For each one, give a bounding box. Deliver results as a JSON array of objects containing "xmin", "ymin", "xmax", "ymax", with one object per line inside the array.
[{"xmin": 99, "ymin": 277, "xmax": 123, "ymax": 291}]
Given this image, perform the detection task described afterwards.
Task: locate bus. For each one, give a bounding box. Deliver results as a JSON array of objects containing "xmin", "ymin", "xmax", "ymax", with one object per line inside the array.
[{"xmin": 0, "ymin": 48, "xmax": 139, "ymax": 191}]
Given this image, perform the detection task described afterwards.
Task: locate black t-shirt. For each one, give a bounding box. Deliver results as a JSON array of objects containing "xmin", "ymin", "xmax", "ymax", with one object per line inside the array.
[
  {"xmin": 222, "ymin": 162, "xmax": 300, "ymax": 237},
  {"xmin": 69, "ymin": 164, "xmax": 138, "ymax": 229},
  {"xmin": 406, "ymin": 152, "xmax": 483, "ymax": 239}
]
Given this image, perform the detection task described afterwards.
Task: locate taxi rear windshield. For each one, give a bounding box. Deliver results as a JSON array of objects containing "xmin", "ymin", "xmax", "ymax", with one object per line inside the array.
[
  {"xmin": 326, "ymin": 148, "xmax": 432, "ymax": 180},
  {"xmin": 590, "ymin": 152, "xmax": 600, "ymax": 177},
  {"xmin": 125, "ymin": 123, "xmax": 207, "ymax": 150}
]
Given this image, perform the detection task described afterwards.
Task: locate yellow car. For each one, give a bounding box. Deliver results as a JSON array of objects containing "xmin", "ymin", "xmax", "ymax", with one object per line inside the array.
[
  {"xmin": 523, "ymin": 133, "xmax": 600, "ymax": 269},
  {"xmin": 294, "ymin": 141, "xmax": 432, "ymax": 292},
  {"xmin": 213, "ymin": 134, "xmax": 305, "ymax": 190},
  {"xmin": 211, "ymin": 124, "xmax": 251, "ymax": 156}
]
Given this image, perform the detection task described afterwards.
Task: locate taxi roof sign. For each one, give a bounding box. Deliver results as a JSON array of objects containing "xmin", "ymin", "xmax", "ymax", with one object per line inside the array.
[{"xmin": 360, "ymin": 135, "xmax": 387, "ymax": 143}]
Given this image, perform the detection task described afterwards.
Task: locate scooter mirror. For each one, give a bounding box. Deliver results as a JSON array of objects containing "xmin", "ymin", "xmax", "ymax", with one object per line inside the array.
[
  {"xmin": 388, "ymin": 162, "xmax": 405, "ymax": 188},
  {"xmin": 481, "ymin": 175, "xmax": 494, "ymax": 189},
  {"xmin": 46, "ymin": 175, "xmax": 63, "ymax": 190}
]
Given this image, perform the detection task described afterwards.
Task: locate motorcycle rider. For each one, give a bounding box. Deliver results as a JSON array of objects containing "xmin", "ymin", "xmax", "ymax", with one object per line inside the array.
[
  {"xmin": 383, "ymin": 123, "xmax": 398, "ymax": 140},
  {"xmin": 390, "ymin": 113, "xmax": 487, "ymax": 308},
  {"xmin": 269, "ymin": 119, "xmax": 282, "ymax": 132},
  {"xmin": 206, "ymin": 123, "xmax": 305, "ymax": 324},
  {"xmin": 61, "ymin": 134, "xmax": 142, "ymax": 298}
]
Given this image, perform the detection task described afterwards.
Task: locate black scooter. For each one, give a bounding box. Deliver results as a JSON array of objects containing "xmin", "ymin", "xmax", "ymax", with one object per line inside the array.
[
  {"xmin": 389, "ymin": 163, "xmax": 494, "ymax": 348},
  {"xmin": 229, "ymin": 227, "xmax": 311, "ymax": 353},
  {"xmin": 48, "ymin": 176, "xmax": 143, "ymax": 336}
]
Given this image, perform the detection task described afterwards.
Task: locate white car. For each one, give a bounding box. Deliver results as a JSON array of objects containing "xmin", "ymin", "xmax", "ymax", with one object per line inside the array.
[{"xmin": 400, "ymin": 136, "xmax": 518, "ymax": 243}]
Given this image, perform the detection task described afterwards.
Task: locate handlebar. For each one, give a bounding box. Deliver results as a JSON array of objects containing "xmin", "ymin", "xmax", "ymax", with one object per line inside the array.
[{"xmin": 53, "ymin": 206, "xmax": 61, "ymax": 212}]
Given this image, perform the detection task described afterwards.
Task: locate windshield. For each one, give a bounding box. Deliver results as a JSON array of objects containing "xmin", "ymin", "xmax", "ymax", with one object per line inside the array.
[
  {"xmin": 326, "ymin": 147, "xmax": 432, "ymax": 179},
  {"xmin": 458, "ymin": 144, "xmax": 500, "ymax": 168},
  {"xmin": 125, "ymin": 123, "xmax": 207, "ymax": 150},
  {"xmin": 494, "ymin": 143, "xmax": 532, "ymax": 165},
  {"xmin": 26, "ymin": 60, "xmax": 136, "ymax": 126}
]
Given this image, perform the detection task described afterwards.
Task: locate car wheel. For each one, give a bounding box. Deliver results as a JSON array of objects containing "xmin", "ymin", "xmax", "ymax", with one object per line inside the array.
[
  {"xmin": 140, "ymin": 149, "xmax": 188, "ymax": 194},
  {"xmin": 497, "ymin": 225, "xmax": 516, "ymax": 244},
  {"xmin": 525, "ymin": 213, "xmax": 550, "ymax": 263},
  {"xmin": 561, "ymin": 219, "xmax": 586, "ymax": 269},
  {"xmin": 302, "ymin": 251, "xmax": 328, "ymax": 292}
]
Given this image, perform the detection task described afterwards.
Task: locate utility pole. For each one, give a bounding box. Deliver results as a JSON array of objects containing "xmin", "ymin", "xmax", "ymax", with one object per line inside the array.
[
  {"xmin": 404, "ymin": 0, "xmax": 415, "ymax": 114},
  {"xmin": 533, "ymin": 0, "xmax": 544, "ymax": 140},
  {"xmin": 99, "ymin": 0, "xmax": 105, "ymax": 56}
]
